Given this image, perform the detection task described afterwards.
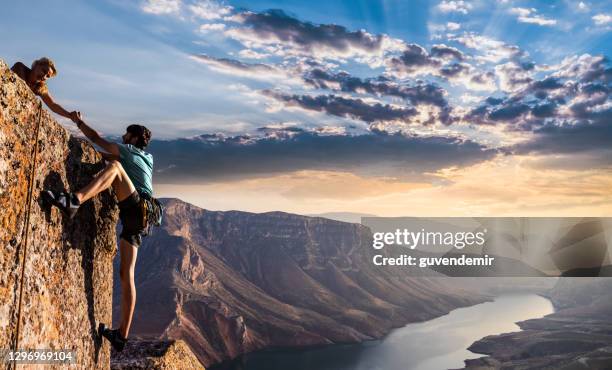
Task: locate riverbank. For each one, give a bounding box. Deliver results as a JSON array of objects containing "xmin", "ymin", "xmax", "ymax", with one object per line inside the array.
[
  {"xmin": 214, "ymin": 294, "xmax": 552, "ymax": 370},
  {"xmin": 464, "ymin": 278, "xmax": 612, "ymax": 369}
]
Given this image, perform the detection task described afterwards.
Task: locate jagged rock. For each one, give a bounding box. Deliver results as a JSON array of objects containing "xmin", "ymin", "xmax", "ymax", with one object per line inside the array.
[
  {"xmin": 1, "ymin": 59, "xmax": 205, "ymax": 370},
  {"xmin": 110, "ymin": 339, "xmax": 204, "ymax": 370},
  {"xmin": 0, "ymin": 59, "xmax": 119, "ymax": 368},
  {"xmin": 118, "ymin": 198, "xmax": 487, "ymax": 367}
]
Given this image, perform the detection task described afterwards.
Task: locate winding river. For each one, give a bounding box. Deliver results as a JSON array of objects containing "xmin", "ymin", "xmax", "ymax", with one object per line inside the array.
[{"xmin": 220, "ymin": 294, "xmax": 554, "ymax": 370}]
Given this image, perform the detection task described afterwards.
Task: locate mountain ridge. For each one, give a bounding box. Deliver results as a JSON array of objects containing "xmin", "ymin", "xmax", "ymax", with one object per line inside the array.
[{"xmin": 116, "ymin": 197, "xmax": 488, "ymax": 367}]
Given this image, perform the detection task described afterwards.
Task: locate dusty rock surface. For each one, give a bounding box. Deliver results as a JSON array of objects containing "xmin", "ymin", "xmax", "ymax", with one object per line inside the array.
[
  {"xmin": 111, "ymin": 339, "xmax": 204, "ymax": 369},
  {"xmin": 0, "ymin": 58, "xmax": 121, "ymax": 368},
  {"xmin": 1, "ymin": 59, "xmax": 205, "ymax": 370}
]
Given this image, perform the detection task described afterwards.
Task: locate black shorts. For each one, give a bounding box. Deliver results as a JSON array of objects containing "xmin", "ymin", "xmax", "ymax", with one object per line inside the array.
[{"xmin": 118, "ymin": 191, "xmax": 147, "ymax": 247}]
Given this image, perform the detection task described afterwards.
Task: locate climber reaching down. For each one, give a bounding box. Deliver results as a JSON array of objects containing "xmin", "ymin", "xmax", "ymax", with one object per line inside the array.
[
  {"xmin": 11, "ymin": 58, "xmax": 80, "ymax": 123},
  {"xmin": 42, "ymin": 114, "xmax": 154, "ymax": 352}
]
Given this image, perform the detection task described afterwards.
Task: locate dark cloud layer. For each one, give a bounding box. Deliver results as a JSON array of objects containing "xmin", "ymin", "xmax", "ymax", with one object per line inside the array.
[
  {"xmin": 191, "ymin": 7, "xmax": 611, "ymax": 172},
  {"xmin": 513, "ymin": 113, "xmax": 612, "ymax": 156},
  {"xmin": 303, "ymin": 69, "xmax": 449, "ymax": 107},
  {"xmin": 230, "ymin": 9, "xmax": 392, "ymax": 56},
  {"xmin": 386, "ymin": 44, "xmax": 441, "ymax": 76},
  {"xmin": 263, "ymin": 90, "xmax": 418, "ymax": 123},
  {"xmin": 302, "ymin": 69, "xmax": 453, "ymax": 124},
  {"xmin": 430, "ymin": 44, "xmax": 465, "ymax": 61},
  {"xmin": 148, "ymin": 129, "xmax": 497, "ymax": 183},
  {"xmin": 465, "ymin": 56, "xmax": 611, "ymax": 132},
  {"xmin": 192, "ymin": 54, "xmax": 279, "ymax": 75}
]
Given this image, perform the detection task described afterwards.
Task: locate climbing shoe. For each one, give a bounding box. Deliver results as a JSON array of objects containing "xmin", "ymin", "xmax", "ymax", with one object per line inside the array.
[
  {"xmin": 42, "ymin": 190, "xmax": 80, "ymax": 219},
  {"xmin": 98, "ymin": 323, "xmax": 127, "ymax": 352}
]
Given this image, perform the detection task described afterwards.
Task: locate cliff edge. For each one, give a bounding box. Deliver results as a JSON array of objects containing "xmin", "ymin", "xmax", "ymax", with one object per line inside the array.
[
  {"xmin": 111, "ymin": 339, "xmax": 204, "ymax": 370},
  {"xmin": 120, "ymin": 198, "xmax": 487, "ymax": 367},
  {"xmin": 0, "ymin": 59, "xmax": 118, "ymax": 368}
]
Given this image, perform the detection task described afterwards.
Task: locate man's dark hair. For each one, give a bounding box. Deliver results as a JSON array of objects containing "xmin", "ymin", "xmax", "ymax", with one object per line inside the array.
[{"xmin": 126, "ymin": 124, "xmax": 152, "ymax": 149}]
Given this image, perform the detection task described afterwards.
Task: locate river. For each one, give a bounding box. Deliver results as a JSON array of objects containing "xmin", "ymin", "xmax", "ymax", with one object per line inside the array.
[{"xmin": 217, "ymin": 294, "xmax": 554, "ymax": 370}]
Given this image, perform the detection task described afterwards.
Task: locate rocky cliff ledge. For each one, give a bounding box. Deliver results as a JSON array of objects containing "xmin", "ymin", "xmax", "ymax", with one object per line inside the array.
[
  {"xmin": 111, "ymin": 339, "xmax": 204, "ymax": 370},
  {"xmin": 0, "ymin": 59, "xmax": 118, "ymax": 368},
  {"xmin": 1, "ymin": 59, "xmax": 203, "ymax": 369}
]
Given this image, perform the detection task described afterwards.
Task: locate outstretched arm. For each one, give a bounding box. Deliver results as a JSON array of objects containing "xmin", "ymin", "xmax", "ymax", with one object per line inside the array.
[
  {"xmin": 40, "ymin": 93, "xmax": 79, "ymax": 122},
  {"xmin": 74, "ymin": 113, "xmax": 120, "ymax": 157},
  {"xmin": 100, "ymin": 151, "xmax": 120, "ymax": 161}
]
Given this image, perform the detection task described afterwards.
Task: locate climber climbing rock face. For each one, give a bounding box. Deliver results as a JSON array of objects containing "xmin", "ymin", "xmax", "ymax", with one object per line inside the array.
[
  {"xmin": 11, "ymin": 57, "xmax": 80, "ymax": 123},
  {"xmin": 42, "ymin": 114, "xmax": 157, "ymax": 352}
]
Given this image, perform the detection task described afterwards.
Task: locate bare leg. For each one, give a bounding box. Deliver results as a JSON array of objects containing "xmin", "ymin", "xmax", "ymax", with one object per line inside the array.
[
  {"xmin": 118, "ymin": 238, "xmax": 138, "ymax": 339},
  {"xmin": 74, "ymin": 160, "xmax": 139, "ymax": 338},
  {"xmin": 75, "ymin": 160, "xmax": 136, "ymax": 203}
]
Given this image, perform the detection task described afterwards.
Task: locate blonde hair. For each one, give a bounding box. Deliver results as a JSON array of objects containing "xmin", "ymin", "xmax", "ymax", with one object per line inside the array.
[{"xmin": 31, "ymin": 57, "xmax": 57, "ymax": 77}]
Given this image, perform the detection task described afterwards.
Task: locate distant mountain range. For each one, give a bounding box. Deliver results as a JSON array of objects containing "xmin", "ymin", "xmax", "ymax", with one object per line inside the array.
[
  {"xmin": 306, "ymin": 212, "xmax": 378, "ymax": 224},
  {"xmin": 113, "ymin": 198, "xmax": 485, "ymax": 367}
]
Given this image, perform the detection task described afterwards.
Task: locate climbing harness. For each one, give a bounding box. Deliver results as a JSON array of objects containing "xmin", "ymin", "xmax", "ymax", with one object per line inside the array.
[
  {"xmin": 12, "ymin": 102, "xmax": 43, "ymax": 366},
  {"xmin": 140, "ymin": 192, "xmax": 164, "ymax": 236}
]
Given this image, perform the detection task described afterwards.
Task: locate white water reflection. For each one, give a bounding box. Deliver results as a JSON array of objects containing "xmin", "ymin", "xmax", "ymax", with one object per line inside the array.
[{"xmin": 230, "ymin": 294, "xmax": 553, "ymax": 370}]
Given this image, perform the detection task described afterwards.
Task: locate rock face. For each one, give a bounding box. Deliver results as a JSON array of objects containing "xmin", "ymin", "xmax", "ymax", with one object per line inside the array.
[
  {"xmin": 117, "ymin": 198, "xmax": 486, "ymax": 367},
  {"xmin": 111, "ymin": 339, "xmax": 204, "ymax": 370},
  {"xmin": 0, "ymin": 59, "xmax": 118, "ymax": 367},
  {"xmin": 464, "ymin": 278, "xmax": 612, "ymax": 369}
]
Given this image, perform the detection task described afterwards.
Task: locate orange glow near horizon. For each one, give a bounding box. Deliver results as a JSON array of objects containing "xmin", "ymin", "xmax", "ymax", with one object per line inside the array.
[{"xmin": 154, "ymin": 155, "xmax": 612, "ymax": 217}]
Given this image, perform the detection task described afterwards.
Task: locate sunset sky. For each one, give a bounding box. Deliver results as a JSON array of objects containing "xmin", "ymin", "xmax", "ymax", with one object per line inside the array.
[{"xmin": 1, "ymin": 0, "xmax": 611, "ymax": 216}]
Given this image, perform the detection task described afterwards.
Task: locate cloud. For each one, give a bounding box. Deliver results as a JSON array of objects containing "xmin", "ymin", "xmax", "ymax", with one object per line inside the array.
[
  {"xmin": 142, "ymin": 0, "xmax": 181, "ymax": 15},
  {"xmin": 149, "ymin": 128, "xmax": 497, "ymax": 183},
  {"xmin": 420, "ymin": 156, "xmax": 612, "ymax": 216},
  {"xmin": 441, "ymin": 62, "xmax": 498, "ymax": 91},
  {"xmin": 188, "ymin": 0, "xmax": 232, "ymax": 20},
  {"xmin": 384, "ymin": 43, "xmax": 491, "ymax": 92},
  {"xmin": 430, "ymin": 44, "xmax": 465, "ymax": 61},
  {"xmin": 592, "ymin": 14, "xmax": 612, "ymax": 26},
  {"xmin": 550, "ymin": 54, "xmax": 611, "ymax": 83},
  {"xmin": 245, "ymin": 170, "xmax": 429, "ymax": 200},
  {"xmin": 223, "ymin": 9, "xmax": 405, "ymax": 64},
  {"xmin": 199, "ymin": 23, "xmax": 226, "ymax": 32},
  {"xmin": 385, "ymin": 44, "xmax": 442, "ymax": 77},
  {"xmin": 437, "ymin": 1, "xmax": 473, "ymax": 14},
  {"xmin": 262, "ymin": 91, "xmax": 418, "ymax": 123},
  {"xmin": 512, "ymin": 117, "xmax": 612, "ymax": 169},
  {"xmin": 190, "ymin": 54, "xmax": 289, "ymax": 80},
  {"xmin": 428, "ymin": 22, "xmax": 461, "ymax": 37},
  {"xmin": 301, "ymin": 68, "xmax": 455, "ymax": 124},
  {"xmin": 303, "ymin": 69, "xmax": 449, "ymax": 106},
  {"xmin": 463, "ymin": 54, "xmax": 611, "ymax": 132},
  {"xmin": 449, "ymin": 32, "xmax": 524, "ymax": 63},
  {"xmin": 141, "ymin": 0, "xmax": 233, "ymax": 20},
  {"xmin": 495, "ymin": 60, "xmax": 535, "ymax": 92},
  {"xmin": 446, "ymin": 22, "xmax": 461, "ymax": 31},
  {"xmin": 509, "ymin": 7, "xmax": 557, "ymax": 26},
  {"xmin": 138, "ymin": 2, "xmax": 610, "ymax": 175},
  {"xmin": 238, "ymin": 49, "xmax": 270, "ymax": 59},
  {"xmin": 155, "ymin": 158, "xmax": 612, "ymax": 216}
]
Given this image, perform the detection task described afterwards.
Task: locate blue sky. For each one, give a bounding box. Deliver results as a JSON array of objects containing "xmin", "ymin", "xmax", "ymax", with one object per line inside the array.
[
  {"xmin": 1, "ymin": 0, "xmax": 609, "ymax": 137},
  {"xmin": 1, "ymin": 0, "xmax": 611, "ymax": 215}
]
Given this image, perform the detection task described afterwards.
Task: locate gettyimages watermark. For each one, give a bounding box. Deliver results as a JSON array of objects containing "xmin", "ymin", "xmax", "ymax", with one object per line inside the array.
[{"xmin": 361, "ymin": 217, "xmax": 612, "ymax": 277}]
